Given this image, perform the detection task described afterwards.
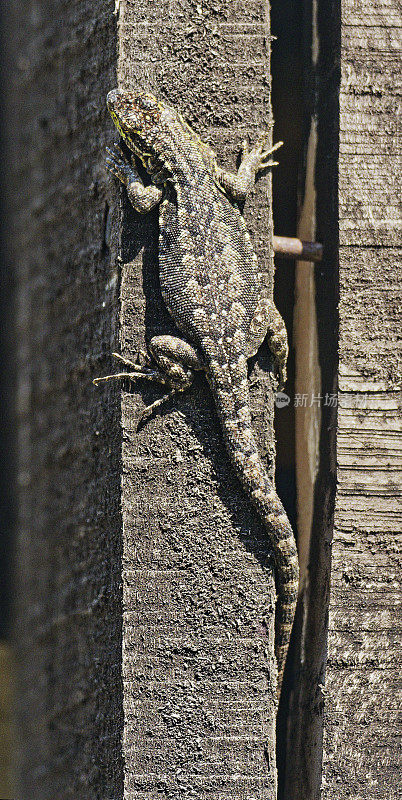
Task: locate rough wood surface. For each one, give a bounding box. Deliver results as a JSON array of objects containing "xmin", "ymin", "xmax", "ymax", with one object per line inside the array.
[
  {"xmin": 323, "ymin": 0, "xmax": 402, "ymax": 797},
  {"xmin": 12, "ymin": 2, "xmax": 123, "ymax": 798},
  {"xmin": 13, "ymin": 0, "xmax": 282, "ymax": 798},
  {"xmin": 279, "ymin": 0, "xmax": 401, "ymax": 797},
  {"xmin": 117, "ymin": 2, "xmax": 280, "ymax": 798}
]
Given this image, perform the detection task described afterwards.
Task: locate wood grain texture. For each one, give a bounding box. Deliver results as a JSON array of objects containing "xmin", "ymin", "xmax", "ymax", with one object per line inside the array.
[
  {"xmin": 12, "ymin": 1, "xmax": 123, "ymax": 798},
  {"xmin": 116, "ymin": 1, "xmax": 280, "ymax": 798},
  {"xmin": 323, "ymin": 0, "xmax": 402, "ymax": 797}
]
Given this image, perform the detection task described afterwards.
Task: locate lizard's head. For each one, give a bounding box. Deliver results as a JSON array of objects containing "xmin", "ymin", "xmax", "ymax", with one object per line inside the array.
[{"xmin": 107, "ymin": 88, "xmax": 174, "ymax": 167}]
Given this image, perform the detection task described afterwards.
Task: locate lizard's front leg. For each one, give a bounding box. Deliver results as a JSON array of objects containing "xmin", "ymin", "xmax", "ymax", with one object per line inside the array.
[
  {"xmin": 106, "ymin": 145, "xmax": 163, "ymax": 213},
  {"xmin": 214, "ymin": 139, "xmax": 282, "ymax": 203},
  {"xmin": 94, "ymin": 336, "xmax": 204, "ymax": 422}
]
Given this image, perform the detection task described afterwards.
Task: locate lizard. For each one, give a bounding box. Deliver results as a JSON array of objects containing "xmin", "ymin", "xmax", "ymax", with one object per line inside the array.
[{"xmin": 94, "ymin": 88, "xmax": 299, "ymax": 697}]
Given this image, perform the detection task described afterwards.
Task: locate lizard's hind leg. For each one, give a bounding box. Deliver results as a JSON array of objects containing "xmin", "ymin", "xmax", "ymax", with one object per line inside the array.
[
  {"xmin": 246, "ymin": 298, "xmax": 289, "ymax": 390},
  {"xmin": 138, "ymin": 335, "xmax": 204, "ymax": 422},
  {"xmin": 148, "ymin": 335, "xmax": 203, "ymax": 382},
  {"xmin": 94, "ymin": 335, "xmax": 204, "ymax": 422}
]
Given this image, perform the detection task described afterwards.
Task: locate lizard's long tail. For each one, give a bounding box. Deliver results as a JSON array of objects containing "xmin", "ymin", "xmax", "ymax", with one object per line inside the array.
[{"xmin": 209, "ymin": 358, "xmax": 299, "ymax": 697}]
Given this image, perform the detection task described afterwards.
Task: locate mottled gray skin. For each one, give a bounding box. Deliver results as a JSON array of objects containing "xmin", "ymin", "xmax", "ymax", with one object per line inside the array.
[{"xmin": 95, "ymin": 89, "xmax": 299, "ymax": 697}]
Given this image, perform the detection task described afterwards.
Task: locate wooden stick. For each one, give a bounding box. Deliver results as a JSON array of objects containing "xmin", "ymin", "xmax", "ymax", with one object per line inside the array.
[{"xmin": 273, "ymin": 235, "xmax": 323, "ymax": 262}]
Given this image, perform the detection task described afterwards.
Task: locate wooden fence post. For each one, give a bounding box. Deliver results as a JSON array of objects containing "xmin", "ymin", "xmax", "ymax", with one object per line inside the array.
[
  {"xmin": 13, "ymin": 2, "xmax": 281, "ymax": 798},
  {"xmin": 324, "ymin": 1, "xmax": 402, "ymax": 796}
]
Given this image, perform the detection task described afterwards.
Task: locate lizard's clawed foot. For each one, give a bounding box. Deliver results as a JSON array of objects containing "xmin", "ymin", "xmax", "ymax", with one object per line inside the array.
[
  {"xmin": 136, "ymin": 388, "xmax": 179, "ymax": 430},
  {"xmin": 252, "ymin": 139, "xmax": 283, "ymax": 174},
  {"xmin": 106, "ymin": 146, "xmax": 140, "ymax": 186},
  {"xmin": 92, "ymin": 351, "xmax": 169, "ymax": 387},
  {"xmin": 110, "ymin": 351, "xmax": 137, "ymax": 368},
  {"xmin": 93, "ymin": 352, "xmax": 183, "ymax": 428}
]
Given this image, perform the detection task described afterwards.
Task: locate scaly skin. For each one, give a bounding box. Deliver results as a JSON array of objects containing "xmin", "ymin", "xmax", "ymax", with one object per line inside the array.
[{"xmin": 95, "ymin": 89, "xmax": 299, "ymax": 697}]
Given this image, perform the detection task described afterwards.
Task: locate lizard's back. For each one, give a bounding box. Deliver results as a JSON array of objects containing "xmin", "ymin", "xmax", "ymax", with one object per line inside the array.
[{"xmin": 158, "ymin": 145, "xmax": 269, "ymax": 363}]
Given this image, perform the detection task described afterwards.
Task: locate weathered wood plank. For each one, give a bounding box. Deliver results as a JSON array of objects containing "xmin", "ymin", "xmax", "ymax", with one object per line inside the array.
[
  {"xmin": 323, "ymin": 0, "xmax": 402, "ymax": 796},
  {"xmin": 13, "ymin": 1, "xmax": 123, "ymax": 798},
  {"xmin": 117, "ymin": 3, "xmax": 280, "ymax": 797}
]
